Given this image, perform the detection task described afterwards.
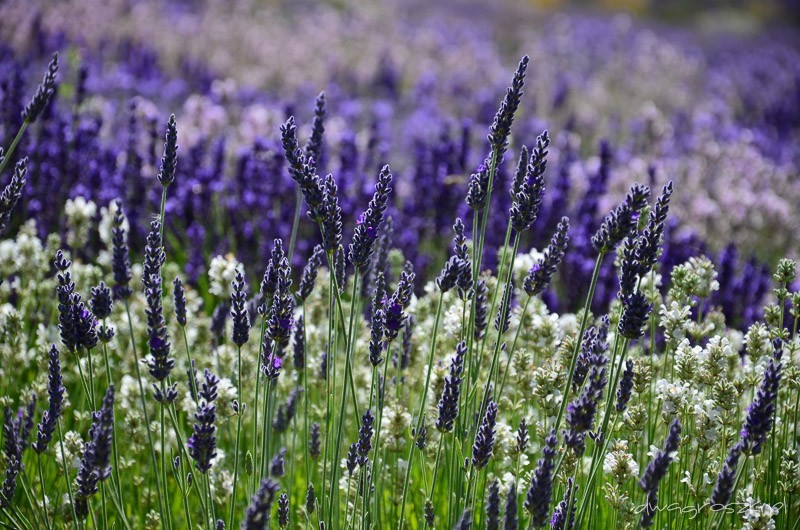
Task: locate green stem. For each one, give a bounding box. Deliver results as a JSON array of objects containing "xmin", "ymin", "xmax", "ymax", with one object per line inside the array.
[{"xmin": 397, "ymin": 291, "xmax": 445, "ymax": 530}]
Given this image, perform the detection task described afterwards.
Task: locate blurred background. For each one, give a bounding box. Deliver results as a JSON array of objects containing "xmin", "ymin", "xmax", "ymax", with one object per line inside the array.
[{"xmin": 0, "ymin": 0, "xmax": 798, "ymax": 321}]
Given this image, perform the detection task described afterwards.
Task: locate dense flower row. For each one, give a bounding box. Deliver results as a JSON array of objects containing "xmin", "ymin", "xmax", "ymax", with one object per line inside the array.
[
  {"xmin": 0, "ymin": 0, "xmax": 796, "ymax": 325},
  {"xmin": 0, "ymin": 43, "xmax": 797, "ymax": 530}
]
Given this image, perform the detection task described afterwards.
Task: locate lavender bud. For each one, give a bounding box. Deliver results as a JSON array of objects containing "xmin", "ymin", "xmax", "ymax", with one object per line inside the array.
[
  {"xmin": 231, "ymin": 269, "xmax": 251, "ymax": 346},
  {"xmin": 472, "ymin": 399, "xmax": 498, "ymax": 470},
  {"xmin": 243, "ymin": 478, "xmax": 280, "ymax": 530},
  {"xmin": 173, "ymin": 277, "xmax": 187, "ymax": 327},
  {"xmin": 435, "ymin": 341, "xmax": 466, "ymax": 433},
  {"xmin": 21, "ymin": 52, "xmax": 58, "ymax": 123},
  {"xmin": 349, "ymin": 165, "xmax": 393, "ymax": 270}
]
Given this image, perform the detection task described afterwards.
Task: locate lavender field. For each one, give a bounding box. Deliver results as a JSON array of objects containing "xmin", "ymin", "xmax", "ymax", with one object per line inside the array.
[{"xmin": 0, "ymin": 0, "xmax": 799, "ymax": 528}]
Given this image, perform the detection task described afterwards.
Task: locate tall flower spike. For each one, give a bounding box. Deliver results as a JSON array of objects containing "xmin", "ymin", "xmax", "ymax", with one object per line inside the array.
[
  {"xmin": 435, "ymin": 341, "xmax": 466, "ymax": 432},
  {"xmin": 523, "ymin": 216, "xmax": 569, "ymax": 297},
  {"xmin": 452, "ymin": 218, "xmax": 472, "ymax": 298},
  {"xmin": 615, "ymin": 359, "xmax": 635, "ymax": 412},
  {"xmin": 383, "ymin": 268, "xmax": 415, "ymax": 341},
  {"xmin": 305, "ymin": 91, "xmax": 327, "ymax": 173},
  {"xmin": 90, "ymin": 282, "xmax": 113, "ymax": 320},
  {"xmin": 369, "ymin": 307, "xmax": 385, "ymax": 367},
  {"xmin": 638, "ymin": 418, "xmax": 681, "ymax": 528},
  {"xmin": 242, "ymin": 478, "xmax": 280, "ymax": 530},
  {"xmin": 231, "ymin": 269, "xmax": 251, "ymax": 346},
  {"xmin": 277, "ymin": 493, "xmax": 289, "ymax": 528},
  {"xmin": 1, "ymin": 406, "xmax": 24, "ymax": 507},
  {"xmin": 293, "ymin": 316, "xmax": 305, "ymax": 370},
  {"xmin": 710, "ymin": 441, "xmax": 743, "ymax": 509},
  {"xmin": 472, "ymin": 398, "xmax": 498, "ymax": 469},
  {"xmin": 591, "ymin": 184, "xmax": 650, "ymax": 255},
  {"xmin": 74, "ymin": 385, "xmax": 115, "ymax": 518},
  {"xmin": 174, "ymin": 277, "xmax": 187, "ymax": 327},
  {"xmin": 157, "ymin": 114, "xmax": 178, "ymax": 187},
  {"xmin": 474, "ymin": 279, "xmax": 489, "ymax": 340},
  {"xmin": 564, "ymin": 361, "xmax": 607, "ymax": 456},
  {"xmin": 320, "ymin": 174, "xmax": 343, "ymax": 253},
  {"xmin": 466, "ymin": 158, "xmax": 490, "ymax": 211},
  {"xmin": 111, "ymin": 201, "xmax": 133, "ymax": 300},
  {"xmin": 21, "ymin": 52, "xmax": 58, "ymax": 123},
  {"xmin": 145, "ymin": 278, "xmax": 173, "ymax": 381},
  {"xmin": 349, "ymin": 165, "xmax": 393, "ymax": 270},
  {"xmin": 524, "ymin": 429, "xmax": 558, "ymax": 528},
  {"xmin": 550, "ymin": 478, "xmax": 577, "ymax": 530},
  {"xmin": 281, "ymin": 116, "xmax": 325, "ymax": 222},
  {"xmin": 486, "ymin": 479, "xmax": 501, "ymax": 530},
  {"xmin": 54, "ymin": 250, "xmax": 77, "ymax": 352},
  {"xmin": 454, "ymin": 509, "xmax": 472, "ymax": 530},
  {"xmin": 510, "ymin": 130, "xmax": 549, "ymax": 233},
  {"xmin": 488, "ymin": 55, "xmax": 529, "ymax": 159},
  {"xmin": 266, "ymin": 249, "xmax": 294, "ymax": 353},
  {"xmin": 188, "ymin": 399, "xmax": 217, "ymax": 473},
  {"xmin": 635, "ymin": 181, "xmax": 674, "ymax": 275},
  {"xmin": 33, "ymin": 345, "xmax": 65, "ymax": 454},
  {"xmin": 510, "ymin": 145, "xmax": 530, "ymax": 201},
  {"xmin": 503, "ymin": 484, "xmax": 518, "ymax": 530},
  {"xmin": 740, "ymin": 339, "xmax": 782, "ymax": 455},
  {"xmin": 309, "ymin": 422, "xmax": 321, "ymax": 459},
  {"xmin": 297, "ymin": 245, "xmax": 325, "ymax": 303},
  {"xmin": 0, "ymin": 157, "xmax": 28, "ymax": 237},
  {"xmin": 617, "ymin": 292, "xmax": 651, "ymax": 340},
  {"xmin": 357, "ymin": 409, "xmax": 375, "ymax": 466},
  {"xmin": 305, "ymin": 483, "xmax": 316, "ymax": 514}
]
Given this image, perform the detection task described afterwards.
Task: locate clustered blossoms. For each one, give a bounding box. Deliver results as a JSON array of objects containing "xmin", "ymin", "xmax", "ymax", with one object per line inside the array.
[{"xmin": 0, "ymin": 10, "xmax": 797, "ymax": 530}]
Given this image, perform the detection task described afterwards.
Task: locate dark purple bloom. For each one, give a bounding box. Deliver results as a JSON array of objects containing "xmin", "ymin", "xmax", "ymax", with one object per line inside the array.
[
  {"xmin": 188, "ymin": 401, "xmax": 217, "ymax": 473},
  {"xmin": 710, "ymin": 441, "xmax": 743, "ymax": 509},
  {"xmin": 304, "ymin": 92, "xmax": 327, "ymax": 173},
  {"xmin": 435, "ymin": 341, "xmax": 466, "ymax": 433},
  {"xmin": 638, "ymin": 418, "xmax": 681, "ymax": 528},
  {"xmin": 306, "ymin": 483, "xmax": 316, "ymax": 514},
  {"xmin": 455, "ymin": 509, "xmax": 472, "ymax": 530},
  {"xmin": 525, "ymin": 429, "xmax": 558, "ymax": 528},
  {"xmin": 550, "ymin": 478, "xmax": 576, "ymax": 530},
  {"xmin": 0, "ymin": 158, "xmax": 28, "ymax": 237},
  {"xmin": 564, "ymin": 358, "xmax": 607, "ymax": 456},
  {"xmin": 486, "ymin": 479, "xmax": 501, "ymax": 530},
  {"xmin": 270, "ymin": 447, "xmax": 287, "ymax": 477},
  {"xmin": 281, "ymin": 116, "xmax": 326, "ymax": 222},
  {"xmin": 173, "ymin": 277, "xmax": 187, "ymax": 327},
  {"xmin": 504, "ymin": 483, "xmax": 518, "ymax": 530},
  {"xmin": 309, "ymin": 422, "xmax": 321, "ymax": 459},
  {"xmin": 523, "ymin": 217, "xmax": 570, "ymax": 297},
  {"xmin": 320, "ymin": 174, "xmax": 343, "ymax": 253},
  {"xmin": 157, "ymin": 114, "xmax": 178, "ymax": 187},
  {"xmin": 21, "ymin": 52, "xmax": 58, "ymax": 123},
  {"xmin": 474, "ymin": 279, "xmax": 489, "ymax": 341},
  {"xmin": 488, "ymin": 55, "xmax": 529, "ymax": 158},
  {"xmin": 369, "ymin": 308, "xmax": 385, "ymax": 367},
  {"xmin": 33, "ymin": 345, "xmax": 65, "ymax": 454},
  {"xmin": 510, "ymin": 131, "xmax": 549, "ymax": 233},
  {"xmin": 90, "ymin": 282, "xmax": 113, "ymax": 320},
  {"xmin": 277, "ymin": 493, "xmax": 289, "ymax": 528},
  {"xmin": 357, "ymin": 409, "xmax": 375, "ymax": 466},
  {"xmin": 111, "ymin": 201, "xmax": 133, "ymax": 300},
  {"xmin": 293, "ymin": 315, "xmax": 305, "ymax": 370},
  {"xmin": 383, "ymin": 268, "xmax": 415, "ymax": 341},
  {"xmin": 740, "ymin": 340, "xmax": 782, "ymax": 455},
  {"xmin": 349, "ymin": 165, "xmax": 393, "ymax": 270},
  {"xmin": 242, "ymin": 477, "xmax": 280, "ymax": 530},
  {"xmin": 472, "ymin": 398, "xmax": 498, "ymax": 470},
  {"xmin": 231, "ymin": 269, "xmax": 251, "ymax": 346},
  {"xmin": 617, "ymin": 292, "xmax": 651, "ymax": 340},
  {"xmin": 615, "ymin": 359, "xmax": 635, "ymax": 413},
  {"xmin": 75, "ymin": 385, "xmax": 115, "ymax": 518},
  {"xmin": 297, "ymin": 245, "xmax": 325, "ymax": 303}
]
